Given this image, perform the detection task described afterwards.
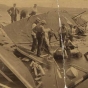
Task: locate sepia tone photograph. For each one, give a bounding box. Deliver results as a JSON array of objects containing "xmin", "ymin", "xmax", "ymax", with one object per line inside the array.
[{"xmin": 0, "ymin": 0, "xmax": 88, "ymax": 88}]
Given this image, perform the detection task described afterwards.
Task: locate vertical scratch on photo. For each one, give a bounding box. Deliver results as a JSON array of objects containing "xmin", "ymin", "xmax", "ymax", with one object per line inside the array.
[{"xmin": 56, "ymin": 0, "xmax": 67, "ymax": 88}]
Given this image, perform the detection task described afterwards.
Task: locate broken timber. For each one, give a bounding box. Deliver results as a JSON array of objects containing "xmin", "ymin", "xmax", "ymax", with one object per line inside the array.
[
  {"xmin": 0, "ymin": 70, "xmax": 13, "ymax": 83},
  {"xmin": 0, "ymin": 83, "xmax": 11, "ymax": 88},
  {"xmin": 16, "ymin": 45, "xmax": 47, "ymax": 65},
  {"xmin": 0, "ymin": 46, "xmax": 36, "ymax": 88}
]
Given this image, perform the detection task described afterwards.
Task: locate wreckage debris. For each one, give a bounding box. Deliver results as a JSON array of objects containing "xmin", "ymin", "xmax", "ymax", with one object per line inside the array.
[
  {"xmin": 66, "ymin": 67, "xmax": 78, "ymax": 79},
  {"xmin": 71, "ymin": 49, "xmax": 82, "ymax": 58},
  {"xmin": 0, "ymin": 4, "xmax": 88, "ymax": 88},
  {"xmin": 84, "ymin": 52, "xmax": 88, "ymax": 61}
]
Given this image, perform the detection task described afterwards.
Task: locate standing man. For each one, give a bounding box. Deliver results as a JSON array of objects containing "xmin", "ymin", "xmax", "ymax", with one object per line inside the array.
[
  {"xmin": 64, "ymin": 38, "xmax": 76, "ymax": 59},
  {"xmin": 31, "ymin": 17, "xmax": 41, "ymax": 52},
  {"xmin": 29, "ymin": 4, "xmax": 38, "ymax": 16},
  {"xmin": 43, "ymin": 28, "xmax": 58, "ymax": 54},
  {"xmin": 33, "ymin": 20, "xmax": 46, "ymax": 57},
  {"xmin": 7, "ymin": 3, "xmax": 19, "ymax": 23},
  {"xmin": 48, "ymin": 28, "xmax": 58, "ymax": 43},
  {"xmin": 59, "ymin": 24, "xmax": 67, "ymax": 47},
  {"xmin": 20, "ymin": 10, "xmax": 27, "ymax": 19},
  {"xmin": 36, "ymin": 20, "xmax": 46, "ymax": 57}
]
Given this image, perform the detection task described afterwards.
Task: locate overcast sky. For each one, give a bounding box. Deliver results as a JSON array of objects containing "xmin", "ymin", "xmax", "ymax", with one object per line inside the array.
[
  {"xmin": 0, "ymin": 0, "xmax": 57, "ymax": 7},
  {"xmin": 59, "ymin": 0, "xmax": 88, "ymax": 8},
  {"xmin": 0, "ymin": 0, "xmax": 88, "ymax": 8}
]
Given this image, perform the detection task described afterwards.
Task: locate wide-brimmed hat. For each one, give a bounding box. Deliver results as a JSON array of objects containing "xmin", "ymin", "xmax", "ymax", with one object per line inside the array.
[
  {"xmin": 34, "ymin": 4, "xmax": 37, "ymax": 5},
  {"xmin": 13, "ymin": 3, "xmax": 16, "ymax": 5},
  {"xmin": 41, "ymin": 20, "xmax": 46, "ymax": 24}
]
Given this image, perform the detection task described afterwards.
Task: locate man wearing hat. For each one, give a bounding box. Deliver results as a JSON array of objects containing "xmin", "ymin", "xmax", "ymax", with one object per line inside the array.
[
  {"xmin": 7, "ymin": 3, "xmax": 19, "ymax": 23},
  {"xmin": 29, "ymin": 4, "xmax": 38, "ymax": 16},
  {"xmin": 31, "ymin": 17, "xmax": 41, "ymax": 52},
  {"xmin": 33, "ymin": 20, "xmax": 46, "ymax": 57},
  {"xmin": 37, "ymin": 20, "xmax": 46, "ymax": 57}
]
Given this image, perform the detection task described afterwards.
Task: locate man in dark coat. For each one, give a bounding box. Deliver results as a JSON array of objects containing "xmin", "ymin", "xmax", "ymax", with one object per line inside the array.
[
  {"xmin": 20, "ymin": 10, "xmax": 27, "ymax": 19},
  {"xmin": 31, "ymin": 17, "xmax": 41, "ymax": 52},
  {"xmin": 33, "ymin": 20, "xmax": 46, "ymax": 57},
  {"xmin": 7, "ymin": 3, "xmax": 19, "ymax": 23}
]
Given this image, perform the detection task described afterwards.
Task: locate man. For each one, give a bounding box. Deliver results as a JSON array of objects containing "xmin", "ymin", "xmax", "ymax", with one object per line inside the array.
[
  {"xmin": 43, "ymin": 28, "xmax": 58, "ymax": 53},
  {"xmin": 43, "ymin": 28, "xmax": 52, "ymax": 54},
  {"xmin": 59, "ymin": 24, "xmax": 67, "ymax": 47},
  {"xmin": 20, "ymin": 10, "xmax": 27, "ymax": 19},
  {"xmin": 33, "ymin": 20, "xmax": 46, "ymax": 57},
  {"xmin": 48, "ymin": 29, "xmax": 58, "ymax": 43},
  {"xmin": 68, "ymin": 25, "xmax": 73, "ymax": 41},
  {"xmin": 7, "ymin": 3, "xmax": 19, "ymax": 23},
  {"xmin": 29, "ymin": 4, "xmax": 38, "ymax": 16},
  {"xmin": 31, "ymin": 17, "xmax": 41, "ymax": 52},
  {"xmin": 64, "ymin": 38, "xmax": 76, "ymax": 59},
  {"xmin": 76, "ymin": 27, "xmax": 85, "ymax": 35},
  {"xmin": 72, "ymin": 26, "xmax": 77, "ymax": 35}
]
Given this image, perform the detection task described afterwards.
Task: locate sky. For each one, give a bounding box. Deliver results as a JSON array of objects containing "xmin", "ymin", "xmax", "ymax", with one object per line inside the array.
[
  {"xmin": 0, "ymin": 0, "xmax": 58, "ymax": 7},
  {"xmin": 58, "ymin": 0, "xmax": 88, "ymax": 8},
  {"xmin": 0, "ymin": 0, "xmax": 88, "ymax": 8}
]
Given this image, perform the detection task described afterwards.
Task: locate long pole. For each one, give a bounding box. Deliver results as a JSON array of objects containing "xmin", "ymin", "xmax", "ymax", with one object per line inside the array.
[{"xmin": 72, "ymin": 11, "xmax": 86, "ymax": 19}]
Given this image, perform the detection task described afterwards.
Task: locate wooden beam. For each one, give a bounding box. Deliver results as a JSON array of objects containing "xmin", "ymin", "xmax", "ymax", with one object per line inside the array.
[
  {"xmin": 0, "ymin": 46, "xmax": 35, "ymax": 88},
  {"xmin": 72, "ymin": 11, "xmax": 86, "ymax": 19},
  {"xmin": 0, "ymin": 70, "xmax": 13, "ymax": 83},
  {"xmin": 0, "ymin": 83, "xmax": 11, "ymax": 88}
]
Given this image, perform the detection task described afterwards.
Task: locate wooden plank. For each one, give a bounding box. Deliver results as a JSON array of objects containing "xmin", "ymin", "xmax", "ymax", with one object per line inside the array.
[
  {"xmin": 0, "ymin": 46, "xmax": 36, "ymax": 88},
  {"xmin": 0, "ymin": 70, "xmax": 13, "ymax": 83},
  {"xmin": 0, "ymin": 83, "xmax": 11, "ymax": 88},
  {"xmin": 16, "ymin": 45, "xmax": 65, "ymax": 88},
  {"xmin": 16, "ymin": 45, "xmax": 47, "ymax": 64}
]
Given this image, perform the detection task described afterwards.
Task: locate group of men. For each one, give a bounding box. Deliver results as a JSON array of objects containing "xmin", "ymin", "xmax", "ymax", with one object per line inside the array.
[
  {"xmin": 31, "ymin": 18, "xmax": 76, "ymax": 58},
  {"xmin": 31, "ymin": 17, "xmax": 57, "ymax": 57},
  {"xmin": 7, "ymin": 3, "xmax": 77, "ymax": 58},
  {"xmin": 7, "ymin": 3, "xmax": 58, "ymax": 57},
  {"xmin": 59, "ymin": 23, "xmax": 77, "ymax": 59},
  {"xmin": 7, "ymin": 3, "xmax": 38, "ymax": 23}
]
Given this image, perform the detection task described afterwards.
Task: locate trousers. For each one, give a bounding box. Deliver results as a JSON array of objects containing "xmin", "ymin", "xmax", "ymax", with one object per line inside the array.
[
  {"xmin": 31, "ymin": 35, "xmax": 37, "ymax": 52},
  {"xmin": 11, "ymin": 15, "xmax": 17, "ymax": 23},
  {"xmin": 37, "ymin": 36, "xmax": 44, "ymax": 56}
]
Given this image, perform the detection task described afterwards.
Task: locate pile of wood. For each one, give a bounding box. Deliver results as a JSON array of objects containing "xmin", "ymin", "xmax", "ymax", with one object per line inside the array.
[{"xmin": 30, "ymin": 61, "xmax": 45, "ymax": 88}]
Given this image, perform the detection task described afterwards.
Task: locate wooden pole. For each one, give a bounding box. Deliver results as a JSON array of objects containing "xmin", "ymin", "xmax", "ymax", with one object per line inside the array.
[
  {"xmin": 72, "ymin": 11, "xmax": 86, "ymax": 19},
  {"xmin": 0, "ymin": 83, "xmax": 11, "ymax": 88},
  {"xmin": 0, "ymin": 70, "xmax": 13, "ymax": 83}
]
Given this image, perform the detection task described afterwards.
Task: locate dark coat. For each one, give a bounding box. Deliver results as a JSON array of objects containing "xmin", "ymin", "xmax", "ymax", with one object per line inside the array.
[{"xmin": 7, "ymin": 7, "xmax": 19, "ymax": 16}]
